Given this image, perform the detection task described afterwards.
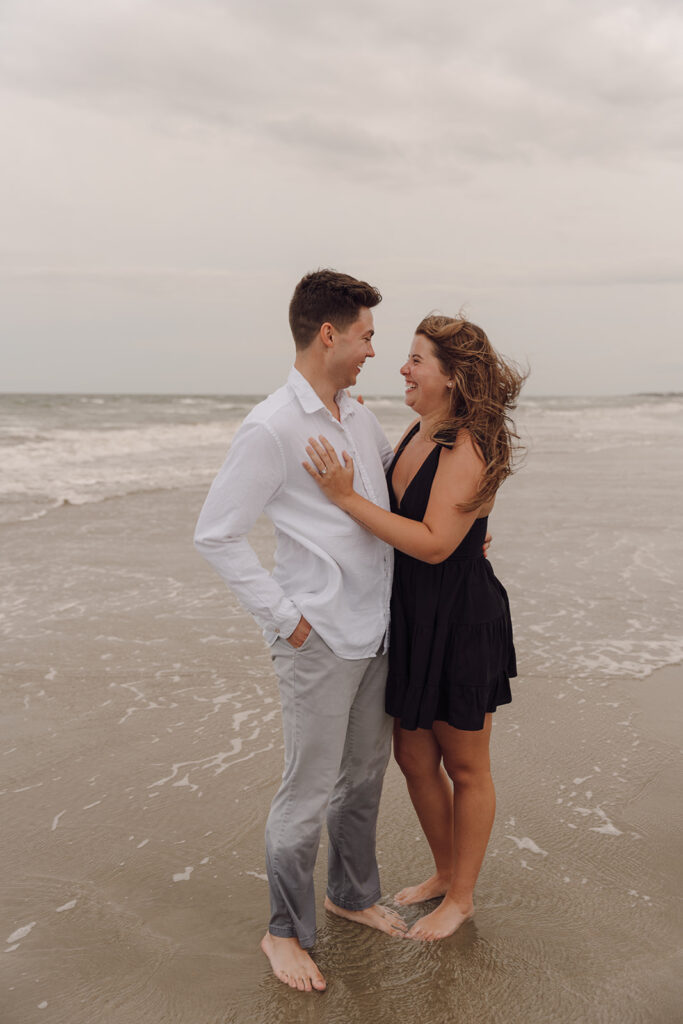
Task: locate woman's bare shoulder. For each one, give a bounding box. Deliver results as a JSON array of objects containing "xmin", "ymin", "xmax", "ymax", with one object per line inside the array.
[
  {"xmin": 441, "ymin": 427, "xmax": 485, "ymax": 467},
  {"xmin": 432, "ymin": 429, "xmax": 486, "ymax": 505}
]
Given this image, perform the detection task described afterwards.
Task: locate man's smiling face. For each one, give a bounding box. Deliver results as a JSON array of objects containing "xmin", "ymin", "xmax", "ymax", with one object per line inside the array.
[{"xmin": 327, "ymin": 306, "xmax": 376, "ymax": 389}]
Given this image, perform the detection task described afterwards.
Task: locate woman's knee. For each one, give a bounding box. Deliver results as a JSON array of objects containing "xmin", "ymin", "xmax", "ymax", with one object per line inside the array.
[
  {"xmin": 443, "ymin": 756, "xmax": 491, "ymax": 789},
  {"xmin": 435, "ymin": 718, "xmax": 492, "ymax": 787},
  {"xmin": 394, "ymin": 745, "xmax": 423, "ymax": 779},
  {"xmin": 393, "ymin": 731, "xmax": 440, "ymax": 781}
]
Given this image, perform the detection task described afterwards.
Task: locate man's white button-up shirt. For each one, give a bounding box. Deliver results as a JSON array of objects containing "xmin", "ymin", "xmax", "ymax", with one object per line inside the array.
[{"xmin": 194, "ymin": 367, "xmax": 394, "ymax": 659}]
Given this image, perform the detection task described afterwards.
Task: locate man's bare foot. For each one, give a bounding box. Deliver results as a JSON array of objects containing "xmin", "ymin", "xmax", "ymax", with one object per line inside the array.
[
  {"xmin": 260, "ymin": 933, "xmax": 326, "ymax": 992},
  {"xmin": 324, "ymin": 896, "xmax": 407, "ymax": 937},
  {"xmin": 407, "ymin": 895, "xmax": 474, "ymax": 941},
  {"xmin": 394, "ymin": 873, "xmax": 451, "ymax": 906}
]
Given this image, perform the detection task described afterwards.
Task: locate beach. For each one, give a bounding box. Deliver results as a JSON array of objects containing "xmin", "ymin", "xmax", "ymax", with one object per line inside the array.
[{"xmin": 1, "ymin": 394, "xmax": 682, "ymax": 1023}]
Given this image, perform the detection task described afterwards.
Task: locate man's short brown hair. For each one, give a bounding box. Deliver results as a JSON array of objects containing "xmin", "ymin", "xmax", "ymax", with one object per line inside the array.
[{"xmin": 289, "ymin": 269, "xmax": 382, "ymax": 350}]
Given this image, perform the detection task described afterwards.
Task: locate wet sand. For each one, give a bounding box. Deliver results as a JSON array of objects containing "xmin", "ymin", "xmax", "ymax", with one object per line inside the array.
[{"xmin": 1, "ymin": 487, "xmax": 682, "ymax": 1024}]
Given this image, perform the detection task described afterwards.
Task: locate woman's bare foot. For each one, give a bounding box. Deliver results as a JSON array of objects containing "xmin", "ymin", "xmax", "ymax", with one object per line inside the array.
[
  {"xmin": 394, "ymin": 873, "xmax": 451, "ymax": 906},
  {"xmin": 407, "ymin": 895, "xmax": 474, "ymax": 941},
  {"xmin": 324, "ymin": 896, "xmax": 407, "ymax": 937},
  {"xmin": 260, "ymin": 933, "xmax": 326, "ymax": 992}
]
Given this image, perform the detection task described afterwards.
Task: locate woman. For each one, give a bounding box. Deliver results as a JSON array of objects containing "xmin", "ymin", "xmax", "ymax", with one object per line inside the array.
[{"xmin": 303, "ymin": 314, "xmax": 524, "ymax": 941}]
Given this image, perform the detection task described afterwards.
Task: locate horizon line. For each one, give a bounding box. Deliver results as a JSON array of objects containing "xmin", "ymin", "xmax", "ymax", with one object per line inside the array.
[{"xmin": 1, "ymin": 390, "xmax": 681, "ymax": 400}]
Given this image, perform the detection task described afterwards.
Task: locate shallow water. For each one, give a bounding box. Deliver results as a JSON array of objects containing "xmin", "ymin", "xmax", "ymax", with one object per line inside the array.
[{"xmin": 1, "ymin": 396, "xmax": 682, "ymax": 1023}]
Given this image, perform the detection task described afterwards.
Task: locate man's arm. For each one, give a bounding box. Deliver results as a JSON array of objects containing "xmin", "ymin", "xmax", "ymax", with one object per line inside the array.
[{"xmin": 194, "ymin": 420, "xmax": 302, "ymax": 639}]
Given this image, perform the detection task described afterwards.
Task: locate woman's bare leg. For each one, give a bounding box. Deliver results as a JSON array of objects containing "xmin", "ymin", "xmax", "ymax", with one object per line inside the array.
[
  {"xmin": 392, "ymin": 721, "xmax": 454, "ymax": 904},
  {"xmin": 408, "ymin": 714, "xmax": 495, "ymax": 940}
]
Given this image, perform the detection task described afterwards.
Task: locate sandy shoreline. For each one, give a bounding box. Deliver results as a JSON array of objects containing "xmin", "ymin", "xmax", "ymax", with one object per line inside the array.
[{"xmin": 1, "ymin": 487, "xmax": 682, "ymax": 1023}]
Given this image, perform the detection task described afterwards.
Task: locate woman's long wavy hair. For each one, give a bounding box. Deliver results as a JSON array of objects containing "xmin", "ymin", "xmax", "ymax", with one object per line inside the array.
[{"xmin": 416, "ymin": 314, "xmax": 527, "ymax": 513}]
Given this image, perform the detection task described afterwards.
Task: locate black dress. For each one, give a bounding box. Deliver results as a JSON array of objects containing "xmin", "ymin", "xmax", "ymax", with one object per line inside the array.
[{"xmin": 385, "ymin": 423, "xmax": 516, "ymax": 732}]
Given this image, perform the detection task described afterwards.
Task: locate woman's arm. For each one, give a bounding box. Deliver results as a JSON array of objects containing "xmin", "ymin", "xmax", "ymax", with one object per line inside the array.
[{"xmin": 304, "ymin": 433, "xmax": 485, "ymax": 564}]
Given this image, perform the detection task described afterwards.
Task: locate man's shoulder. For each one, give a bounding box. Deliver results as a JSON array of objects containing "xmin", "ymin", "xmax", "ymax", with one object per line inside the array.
[{"xmin": 243, "ymin": 382, "xmax": 297, "ymax": 430}]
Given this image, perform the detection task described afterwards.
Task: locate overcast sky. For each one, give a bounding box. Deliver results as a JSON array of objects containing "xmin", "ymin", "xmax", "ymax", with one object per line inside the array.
[{"xmin": 1, "ymin": 0, "xmax": 682, "ymax": 395}]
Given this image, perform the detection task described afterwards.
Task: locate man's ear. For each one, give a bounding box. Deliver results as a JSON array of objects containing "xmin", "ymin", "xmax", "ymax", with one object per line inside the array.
[{"xmin": 320, "ymin": 322, "xmax": 335, "ymax": 349}]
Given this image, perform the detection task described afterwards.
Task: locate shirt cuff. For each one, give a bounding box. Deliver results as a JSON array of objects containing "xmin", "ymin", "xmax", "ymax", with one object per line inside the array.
[{"xmin": 271, "ymin": 601, "xmax": 302, "ymax": 640}]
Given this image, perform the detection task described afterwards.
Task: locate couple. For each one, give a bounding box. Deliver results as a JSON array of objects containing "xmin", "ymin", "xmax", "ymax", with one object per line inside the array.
[{"xmin": 194, "ymin": 269, "xmax": 523, "ymax": 993}]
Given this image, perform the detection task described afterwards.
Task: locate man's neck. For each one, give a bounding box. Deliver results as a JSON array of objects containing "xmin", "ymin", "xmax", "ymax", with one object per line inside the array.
[{"xmin": 294, "ymin": 357, "xmax": 341, "ymax": 421}]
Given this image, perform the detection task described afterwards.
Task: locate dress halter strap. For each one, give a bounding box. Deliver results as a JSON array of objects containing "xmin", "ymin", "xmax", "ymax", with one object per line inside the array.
[{"xmin": 397, "ymin": 422, "xmax": 420, "ymax": 455}]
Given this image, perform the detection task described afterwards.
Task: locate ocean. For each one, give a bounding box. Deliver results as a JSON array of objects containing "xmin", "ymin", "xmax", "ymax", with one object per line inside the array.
[{"xmin": 2, "ymin": 391, "xmax": 682, "ymax": 681}]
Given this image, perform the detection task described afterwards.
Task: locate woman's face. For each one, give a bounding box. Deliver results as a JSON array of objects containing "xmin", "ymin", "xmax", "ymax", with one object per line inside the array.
[{"xmin": 400, "ymin": 334, "xmax": 452, "ymax": 416}]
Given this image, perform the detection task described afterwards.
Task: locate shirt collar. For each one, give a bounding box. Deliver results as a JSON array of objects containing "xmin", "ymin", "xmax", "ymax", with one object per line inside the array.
[{"xmin": 287, "ymin": 366, "xmax": 359, "ymax": 421}]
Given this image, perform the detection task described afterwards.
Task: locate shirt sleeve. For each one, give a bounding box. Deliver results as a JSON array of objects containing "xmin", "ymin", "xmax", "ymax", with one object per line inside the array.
[{"xmin": 193, "ymin": 419, "xmax": 301, "ymax": 639}]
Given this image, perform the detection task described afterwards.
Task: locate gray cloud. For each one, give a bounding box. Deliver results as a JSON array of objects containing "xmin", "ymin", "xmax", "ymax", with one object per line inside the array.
[
  {"xmin": 1, "ymin": 0, "xmax": 681, "ymax": 394},
  {"xmin": 2, "ymin": 0, "xmax": 682, "ymax": 180}
]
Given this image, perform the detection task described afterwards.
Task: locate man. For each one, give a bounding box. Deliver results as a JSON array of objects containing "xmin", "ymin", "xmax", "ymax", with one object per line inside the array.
[{"xmin": 194, "ymin": 269, "xmax": 406, "ymax": 994}]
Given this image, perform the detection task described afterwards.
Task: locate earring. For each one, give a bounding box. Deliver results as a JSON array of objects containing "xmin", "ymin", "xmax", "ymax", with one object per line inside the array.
[{"xmin": 447, "ymin": 382, "xmax": 453, "ymax": 388}]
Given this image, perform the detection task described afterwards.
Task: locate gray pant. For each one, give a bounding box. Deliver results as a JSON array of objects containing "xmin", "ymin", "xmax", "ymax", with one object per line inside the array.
[{"xmin": 265, "ymin": 629, "xmax": 392, "ymax": 949}]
